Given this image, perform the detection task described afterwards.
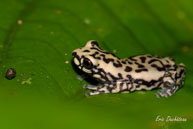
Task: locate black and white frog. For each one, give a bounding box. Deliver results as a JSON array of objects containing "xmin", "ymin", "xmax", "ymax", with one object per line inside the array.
[{"xmin": 72, "ymin": 40, "xmax": 185, "ymax": 98}]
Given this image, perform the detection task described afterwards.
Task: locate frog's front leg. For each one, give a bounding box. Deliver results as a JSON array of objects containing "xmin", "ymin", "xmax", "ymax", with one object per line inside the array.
[
  {"xmin": 84, "ymin": 84, "xmax": 111, "ymax": 96},
  {"xmin": 156, "ymin": 64, "xmax": 185, "ymax": 98},
  {"xmin": 85, "ymin": 80, "xmax": 134, "ymax": 96}
]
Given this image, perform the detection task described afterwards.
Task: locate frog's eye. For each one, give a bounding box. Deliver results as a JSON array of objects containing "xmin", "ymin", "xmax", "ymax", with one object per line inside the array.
[
  {"xmin": 91, "ymin": 41, "xmax": 99, "ymax": 47},
  {"xmin": 83, "ymin": 58, "xmax": 93, "ymax": 69}
]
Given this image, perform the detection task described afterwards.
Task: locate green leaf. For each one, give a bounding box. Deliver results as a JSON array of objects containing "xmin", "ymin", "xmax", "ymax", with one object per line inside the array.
[{"xmin": 0, "ymin": 0, "xmax": 193, "ymax": 129}]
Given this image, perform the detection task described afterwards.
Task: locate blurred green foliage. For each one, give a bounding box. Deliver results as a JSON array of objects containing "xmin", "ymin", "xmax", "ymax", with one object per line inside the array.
[{"xmin": 0, "ymin": 0, "xmax": 193, "ymax": 129}]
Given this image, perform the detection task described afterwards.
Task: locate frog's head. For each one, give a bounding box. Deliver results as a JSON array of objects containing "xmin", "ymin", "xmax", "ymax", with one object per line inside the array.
[
  {"xmin": 72, "ymin": 40, "xmax": 121, "ymax": 82},
  {"xmin": 72, "ymin": 40, "xmax": 103, "ymax": 75}
]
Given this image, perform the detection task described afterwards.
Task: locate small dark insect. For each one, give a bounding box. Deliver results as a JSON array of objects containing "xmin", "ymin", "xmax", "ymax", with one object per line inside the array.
[{"xmin": 5, "ymin": 68, "xmax": 16, "ymax": 80}]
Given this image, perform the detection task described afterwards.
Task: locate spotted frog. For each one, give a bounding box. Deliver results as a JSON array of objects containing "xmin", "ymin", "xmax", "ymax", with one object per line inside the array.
[{"xmin": 72, "ymin": 40, "xmax": 185, "ymax": 98}]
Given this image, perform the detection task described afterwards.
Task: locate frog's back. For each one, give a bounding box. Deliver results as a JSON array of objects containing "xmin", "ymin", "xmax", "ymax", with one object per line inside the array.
[
  {"xmin": 125, "ymin": 54, "xmax": 176, "ymax": 69},
  {"xmin": 121, "ymin": 55, "xmax": 176, "ymax": 82}
]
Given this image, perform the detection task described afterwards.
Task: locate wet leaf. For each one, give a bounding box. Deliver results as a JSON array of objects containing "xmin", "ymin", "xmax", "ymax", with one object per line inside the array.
[{"xmin": 0, "ymin": 0, "xmax": 193, "ymax": 129}]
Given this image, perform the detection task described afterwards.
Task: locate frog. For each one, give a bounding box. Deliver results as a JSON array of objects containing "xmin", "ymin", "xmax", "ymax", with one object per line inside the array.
[{"xmin": 72, "ymin": 40, "xmax": 186, "ymax": 98}]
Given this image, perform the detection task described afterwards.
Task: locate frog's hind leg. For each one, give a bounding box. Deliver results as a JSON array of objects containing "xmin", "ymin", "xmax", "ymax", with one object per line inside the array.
[{"xmin": 156, "ymin": 64, "xmax": 185, "ymax": 98}]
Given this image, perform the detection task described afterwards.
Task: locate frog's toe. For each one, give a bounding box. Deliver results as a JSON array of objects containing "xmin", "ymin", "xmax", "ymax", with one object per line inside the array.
[
  {"xmin": 85, "ymin": 92, "xmax": 90, "ymax": 97},
  {"xmin": 155, "ymin": 87, "xmax": 171, "ymax": 98},
  {"xmin": 155, "ymin": 91, "xmax": 169, "ymax": 98},
  {"xmin": 83, "ymin": 84, "xmax": 98, "ymax": 90},
  {"xmin": 155, "ymin": 93, "xmax": 161, "ymax": 98},
  {"xmin": 83, "ymin": 84, "xmax": 88, "ymax": 89},
  {"xmin": 85, "ymin": 91, "xmax": 100, "ymax": 96}
]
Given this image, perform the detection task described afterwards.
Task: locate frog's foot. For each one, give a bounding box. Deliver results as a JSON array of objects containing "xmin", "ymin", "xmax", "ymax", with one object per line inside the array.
[
  {"xmin": 156, "ymin": 64, "xmax": 185, "ymax": 98},
  {"xmin": 155, "ymin": 85, "xmax": 179, "ymax": 98},
  {"xmin": 156, "ymin": 82, "xmax": 181, "ymax": 98}
]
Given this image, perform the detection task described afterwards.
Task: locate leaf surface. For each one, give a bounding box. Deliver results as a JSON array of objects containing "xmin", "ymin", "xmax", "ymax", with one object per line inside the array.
[{"xmin": 0, "ymin": 0, "xmax": 193, "ymax": 129}]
